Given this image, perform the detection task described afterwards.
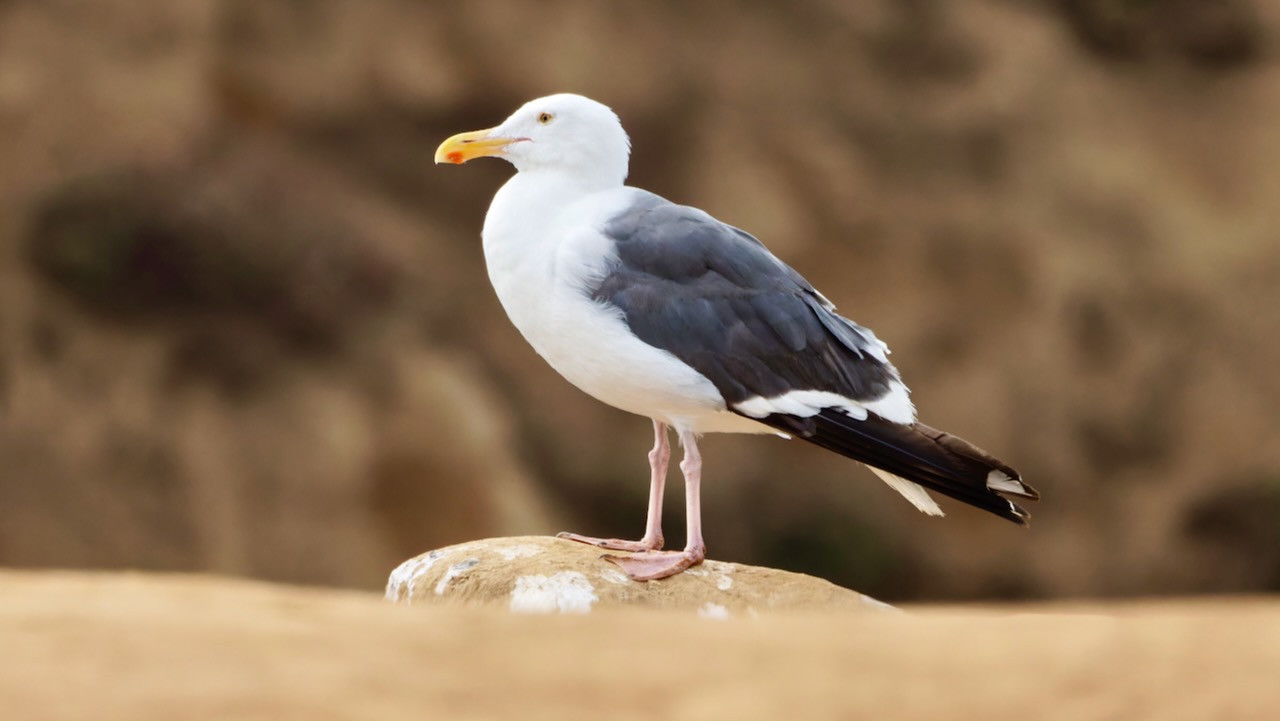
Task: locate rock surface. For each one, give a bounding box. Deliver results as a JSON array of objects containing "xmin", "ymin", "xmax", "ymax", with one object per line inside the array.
[{"xmin": 386, "ymin": 536, "xmax": 892, "ymax": 616}]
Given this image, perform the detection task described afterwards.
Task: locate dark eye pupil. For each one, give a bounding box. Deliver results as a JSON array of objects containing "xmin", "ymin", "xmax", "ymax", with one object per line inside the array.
[{"xmin": 540, "ymin": 113, "xmax": 551, "ymax": 123}]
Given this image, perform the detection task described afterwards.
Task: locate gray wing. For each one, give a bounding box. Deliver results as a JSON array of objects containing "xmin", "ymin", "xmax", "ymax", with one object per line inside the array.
[
  {"xmin": 590, "ymin": 191, "xmax": 899, "ymax": 410},
  {"xmin": 591, "ymin": 192, "xmax": 1038, "ymax": 525}
]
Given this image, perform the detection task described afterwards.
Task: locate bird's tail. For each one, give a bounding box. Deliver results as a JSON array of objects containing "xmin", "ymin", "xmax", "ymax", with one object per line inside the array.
[{"xmin": 770, "ymin": 409, "xmax": 1039, "ymax": 524}]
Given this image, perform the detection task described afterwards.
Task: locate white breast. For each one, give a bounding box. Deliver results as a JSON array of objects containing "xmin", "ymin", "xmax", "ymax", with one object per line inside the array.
[{"xmin": 481, "ymin": 175, "xmax": 764, "ymax": 434}]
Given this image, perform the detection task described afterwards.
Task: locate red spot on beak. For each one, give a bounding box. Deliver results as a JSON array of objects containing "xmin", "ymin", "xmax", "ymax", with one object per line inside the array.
[{"xmin": 446, "ymin": 151, "xmax": 464, "ymax": 164}]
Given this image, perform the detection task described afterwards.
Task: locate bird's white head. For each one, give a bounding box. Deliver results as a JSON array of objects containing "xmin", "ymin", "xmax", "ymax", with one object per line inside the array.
[{"xmin": 435, "ymin": 94, "xmax": 631, "ymax": 187}]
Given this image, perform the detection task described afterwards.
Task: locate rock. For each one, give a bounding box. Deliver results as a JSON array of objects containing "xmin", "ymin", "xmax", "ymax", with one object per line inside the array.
[{"xmin": 385, "ymin": 536, "xmax": 894, "ymax": 616}]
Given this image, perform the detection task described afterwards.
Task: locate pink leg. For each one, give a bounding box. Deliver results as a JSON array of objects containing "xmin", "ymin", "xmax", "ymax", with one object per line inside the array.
[
  {"xmin": 602, "ymin": 427, "xmax": 707, "ymax": 581},
  {"xmin": 558, "ymin": 420, "xmax": 669, "ymax": 552}
]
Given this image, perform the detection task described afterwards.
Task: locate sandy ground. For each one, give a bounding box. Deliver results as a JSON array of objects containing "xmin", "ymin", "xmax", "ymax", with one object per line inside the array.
[{"xmin": 2, "ymin": 571, "xmax": 1278, "ymax": 720}]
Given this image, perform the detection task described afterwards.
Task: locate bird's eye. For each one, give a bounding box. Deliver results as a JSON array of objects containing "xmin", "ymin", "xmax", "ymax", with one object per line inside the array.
[{"xmin": 538, "ymin": 112, "xmax": 553, "ymax": 124}]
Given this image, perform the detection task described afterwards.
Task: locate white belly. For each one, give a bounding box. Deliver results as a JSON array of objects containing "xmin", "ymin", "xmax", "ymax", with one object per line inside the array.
[{"xmin": 503, "ymin": 269, "xmax": 744, "ymax": 430}]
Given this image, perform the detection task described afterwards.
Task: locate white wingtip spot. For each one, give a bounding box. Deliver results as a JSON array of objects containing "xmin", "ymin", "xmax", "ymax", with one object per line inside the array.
[
  {"xmin": 867, "ymin": 466, "xmax": 945, "ymax": 517},
  {"xmin": 1009, "ymin": 500, "xmax": 1031, "ymax": 522},
  {"xmin": 987, "ymin": 469, "xmax": 1029, "ymax": 496}
]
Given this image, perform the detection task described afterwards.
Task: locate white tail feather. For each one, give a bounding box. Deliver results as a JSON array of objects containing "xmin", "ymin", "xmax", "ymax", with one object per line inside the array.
[{"xmin": 867, "ymin": 466, "xmax": 945, "ymax": 517}]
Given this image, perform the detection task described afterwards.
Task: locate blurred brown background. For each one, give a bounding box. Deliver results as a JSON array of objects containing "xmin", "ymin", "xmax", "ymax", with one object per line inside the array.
[{"xmin": 1, "ymin": 0, "xmax": 1277, "ymax": 602}]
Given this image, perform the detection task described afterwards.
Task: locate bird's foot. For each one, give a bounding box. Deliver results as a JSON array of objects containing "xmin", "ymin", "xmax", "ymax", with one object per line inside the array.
[
  {"xmin": 601, "ymin": 547, "xmax": 706, "ymax": 582},
  {"xmin": 556, "ymin": 531, "xmax": 664, "ymax": 553}
]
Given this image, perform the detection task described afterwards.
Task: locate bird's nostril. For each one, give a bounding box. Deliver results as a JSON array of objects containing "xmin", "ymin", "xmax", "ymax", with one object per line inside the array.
[{"xmin": 461, "ymin": 139, "xmax": 474, "ymax": 144}]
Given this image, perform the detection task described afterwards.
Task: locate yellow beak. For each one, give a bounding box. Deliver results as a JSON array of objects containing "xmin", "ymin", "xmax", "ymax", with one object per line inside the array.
[{"xmin": 434, "ymin": 128, "xmax": 518, "ymax": 165}]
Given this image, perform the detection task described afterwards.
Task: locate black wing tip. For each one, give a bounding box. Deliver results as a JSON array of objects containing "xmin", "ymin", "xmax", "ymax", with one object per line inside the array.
[
  {"xmin": 1007, "ymin": 500, "xmax": 1032, "ymax": 526},
  {"xmin": 758, "ymin": 408, "xmax": 1040, "ymax": 527},
  {"xmin": 980, "ymin": 493, "xmax": 1032, "ymax": 526}
]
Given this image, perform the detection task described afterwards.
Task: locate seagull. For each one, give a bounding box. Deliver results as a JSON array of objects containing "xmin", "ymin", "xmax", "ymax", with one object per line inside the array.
[{"xmin": 435, "ymin": 94, "xmax": 1038, "ymax": 581}]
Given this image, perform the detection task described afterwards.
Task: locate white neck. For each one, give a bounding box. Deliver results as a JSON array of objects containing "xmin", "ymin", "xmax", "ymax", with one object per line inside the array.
[
  {"xmin": 480, "ymin": 166, "xmax": 636, "ymax": 341},
  {"xmin": 482, "ymin": 170, "xmax": 614, "ymax": 270}
]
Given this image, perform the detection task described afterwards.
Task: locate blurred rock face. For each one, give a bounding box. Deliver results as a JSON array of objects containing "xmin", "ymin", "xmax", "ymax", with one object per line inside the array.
[{"xmin": 1, "ymin": 0, "xmax": 1277, "ymax": 598}]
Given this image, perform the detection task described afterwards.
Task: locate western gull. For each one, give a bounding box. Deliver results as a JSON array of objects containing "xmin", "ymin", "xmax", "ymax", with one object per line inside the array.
[{"xmin": 435, "ymin": 94, "xmax": 1038, "ymax": 581}]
